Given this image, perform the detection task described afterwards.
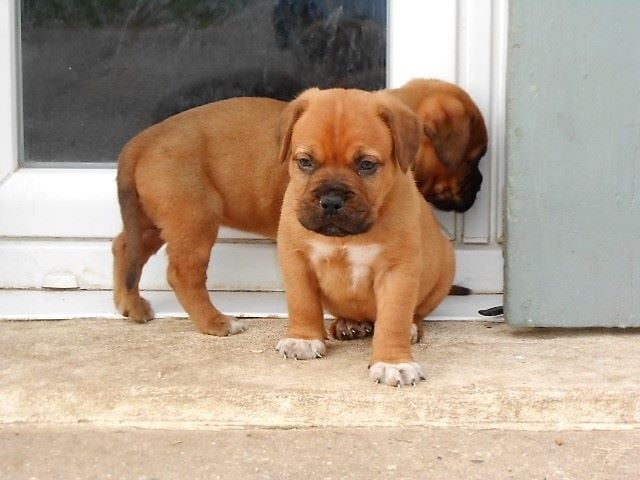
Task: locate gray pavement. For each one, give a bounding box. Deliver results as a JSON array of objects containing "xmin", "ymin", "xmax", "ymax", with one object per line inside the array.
[{"xmin": 1, "ymin": 318, "xmax": 639, "ymax": 478}]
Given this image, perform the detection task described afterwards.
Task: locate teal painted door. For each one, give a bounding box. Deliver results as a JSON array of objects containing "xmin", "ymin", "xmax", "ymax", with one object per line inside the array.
[{"xmin": 505, "ymin": 0, "xmax": 640, "ymax": 327}]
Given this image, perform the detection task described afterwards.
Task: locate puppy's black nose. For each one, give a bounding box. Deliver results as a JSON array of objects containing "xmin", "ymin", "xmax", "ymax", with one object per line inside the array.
[{"xmin": 319, "ymin": 192, "xmax": 345, "ymax": 215}]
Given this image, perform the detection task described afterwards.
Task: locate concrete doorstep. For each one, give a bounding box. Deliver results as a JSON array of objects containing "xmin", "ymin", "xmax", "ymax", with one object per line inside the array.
[{"xmin": 1, "ymin": 318, "xmax": 639, "ymax": 479}]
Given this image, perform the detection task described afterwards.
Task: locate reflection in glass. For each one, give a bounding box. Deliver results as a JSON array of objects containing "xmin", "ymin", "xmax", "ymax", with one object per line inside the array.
[{"xmin": 19, "ymin": 0, "xmax": 387, "ymax": 164}]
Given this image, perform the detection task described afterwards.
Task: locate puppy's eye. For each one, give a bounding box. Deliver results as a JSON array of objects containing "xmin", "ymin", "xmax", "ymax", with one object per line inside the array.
[
  {"xmin": 297, "ymin": 156, "xmax": 315, "ymax": 173},
  {"xmin": 356, "ymin": 157, "xmax": 379, "ymax": 176}
]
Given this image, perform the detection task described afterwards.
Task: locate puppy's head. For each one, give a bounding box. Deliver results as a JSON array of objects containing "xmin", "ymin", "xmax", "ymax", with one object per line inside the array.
[
  {"xmin": 279, "ymin": 88, "xmax": 420, "ymax": 237},
  {"xmin": 401, "ymin": 80, "xmax": 488, "ymax": 213}
]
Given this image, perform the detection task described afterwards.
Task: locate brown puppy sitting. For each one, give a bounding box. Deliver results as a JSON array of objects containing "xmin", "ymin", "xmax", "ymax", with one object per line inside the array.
[
  {"xmin": 112, "ymin": 79, "xmax": 483, "ymax": 336},
  {"xmin": 327, "ymin": 78, "xmax": 489, "ymax": 341},
  {"xmin": 275, "ymin": 88, "xmax": 454, "ymax": 386}
]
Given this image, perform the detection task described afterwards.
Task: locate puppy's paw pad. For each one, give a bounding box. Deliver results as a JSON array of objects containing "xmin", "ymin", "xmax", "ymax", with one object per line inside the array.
[
  {"xmin": 276, "ymin": 338, "xmax": 326, "ymax": 360},
  {"xmin": 369, "ymin": 362, "xmax": 425, "ymax": 387},
  {"xmin": 330, "ymin": 319, "xmax": 374, "ymax": 340}
]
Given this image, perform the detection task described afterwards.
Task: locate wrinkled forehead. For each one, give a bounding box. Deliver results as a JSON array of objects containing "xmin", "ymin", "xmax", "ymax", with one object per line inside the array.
[{"xmin": 292, "ymin": 91, "xmax": 393, "ymax": 161}]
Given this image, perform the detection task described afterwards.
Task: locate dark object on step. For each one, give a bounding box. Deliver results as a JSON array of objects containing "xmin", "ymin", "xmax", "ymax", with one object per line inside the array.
[
  {"xmin": 479, "ymin": 305, "xmax": 504, "ymax": 316},
  {"xmin": 449, "ymin": 285, "xmax": 471, "ymax": 296}
]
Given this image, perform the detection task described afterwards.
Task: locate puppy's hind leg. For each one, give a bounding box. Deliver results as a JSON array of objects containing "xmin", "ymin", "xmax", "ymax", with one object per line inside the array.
[
  {"xmin": 163, "ymin": 218, "xmax": 246, "ymax": 337},
  {"xmin": 410, "ymin": 317, "xmax": 424, "ymax": 344},
  {"xmin": 113, "ymin": 225, "xmax": 164, "ymax": 322},
  {"xmin": 113, "ymin": 178, "xmax": 164, "ymax": 322},
  {"xmin": 328, "ymin": 318, "xmax": 374, "ymax": 340}
]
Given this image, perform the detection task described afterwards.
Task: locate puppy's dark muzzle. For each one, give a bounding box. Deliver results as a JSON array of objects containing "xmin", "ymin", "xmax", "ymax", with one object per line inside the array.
[
  {"xmin": 429, "ymin": 169, "xmax": 483, "ymax": 213},
  {"xmin": 297, "ymin": 182, "xmax": 372, "ymax": 237}
]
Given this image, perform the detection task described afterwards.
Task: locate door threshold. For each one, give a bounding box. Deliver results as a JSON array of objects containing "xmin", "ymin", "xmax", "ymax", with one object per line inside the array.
[{"xmin": 0, "ymin": 290, "xmax": 503, "ymax": 322}]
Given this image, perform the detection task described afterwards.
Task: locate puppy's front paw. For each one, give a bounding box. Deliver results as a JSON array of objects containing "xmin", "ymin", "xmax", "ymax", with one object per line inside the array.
[
  {"xmin": 369, "ymin": 362, "xmax": 426, "ymax": 387},
  {"xmin": 276, "ymin": 338, "xmax": 326, "ymax": 360}
]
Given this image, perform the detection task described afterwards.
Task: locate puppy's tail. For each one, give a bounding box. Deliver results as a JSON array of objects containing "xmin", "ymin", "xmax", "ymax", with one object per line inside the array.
[
  {"xmin": 116, "ymin": 146, "xmax": 145, "ymax": 292},
  {"xmin": 118, "ymin": 183, "xmax": 144, "ymax": 292},
  {"xmin": 449, "ymin": 284, "xmax": 472, "ymax": 296}
]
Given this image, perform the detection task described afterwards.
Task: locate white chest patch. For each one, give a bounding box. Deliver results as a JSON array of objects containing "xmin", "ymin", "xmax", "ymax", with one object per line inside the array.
[
  {"xmin": 308, "ymin": 240, "xmax": 339, "ymax": 266},
  {"xmin": 345, "ymin": 244, "xmax": 381, "ymax": 289},
  {"xmin": 307, "ymin": 241, "xmax": 381, "ymax": 290}
]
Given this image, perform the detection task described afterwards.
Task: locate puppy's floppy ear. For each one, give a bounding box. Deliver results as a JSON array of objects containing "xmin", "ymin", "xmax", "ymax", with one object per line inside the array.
[
  {"xmin": 377, "ymin": 94, "xmax": 421, "ymax": 173},
  {"xmin": 278, "ymin": 89, "xmax": 316, "ymax": 163},
  {"xmin": 420, "ymin": 96, "xmax": 487, "ymax": 169}
]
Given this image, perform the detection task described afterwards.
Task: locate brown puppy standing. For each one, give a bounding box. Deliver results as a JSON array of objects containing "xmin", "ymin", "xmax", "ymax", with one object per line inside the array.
[
  {"xmin": 275, "ymin": 88, "xmax": 454, "ymax": 386},
  {"xmin": 113, "ymin": 98, "xmax": 288, "ymax": 335},
  {"xmin": 112, "ymin": 79, "xmax": 483, "ymax": 336}
]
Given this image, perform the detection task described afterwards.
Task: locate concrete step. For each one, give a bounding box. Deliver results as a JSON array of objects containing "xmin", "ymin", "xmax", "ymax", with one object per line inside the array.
[
  {"xmin": 1, "ymin": 318, "xmax": 639, "ymax": 431},
  {"xmin": 2, "ymin": 318, "xmax": 640, "ymax": 478}
]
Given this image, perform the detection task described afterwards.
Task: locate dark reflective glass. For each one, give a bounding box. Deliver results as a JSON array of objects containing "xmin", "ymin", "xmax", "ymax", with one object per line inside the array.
[{"xmin": 19, "ymin": 0, "xmax": 387, "ymax": 164}]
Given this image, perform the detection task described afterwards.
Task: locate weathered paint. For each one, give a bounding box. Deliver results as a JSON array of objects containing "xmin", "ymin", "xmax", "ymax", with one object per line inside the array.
[{"xmin": 505, "ymin": 0, "xmax": 640, "ymax": 327}]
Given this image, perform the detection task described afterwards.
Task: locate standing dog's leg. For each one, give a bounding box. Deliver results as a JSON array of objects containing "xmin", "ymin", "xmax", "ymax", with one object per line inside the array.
[
  {"xmin": 113, "ymin": 220, "xmax": 164, "ymax": 322},
  {"xmin": 163, "ymin": 219, "xmax": 246, "ymax": 336}
]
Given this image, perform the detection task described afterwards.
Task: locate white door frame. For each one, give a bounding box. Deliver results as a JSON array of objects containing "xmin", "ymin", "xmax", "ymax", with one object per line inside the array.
[{"xmin": 0, "ymin": 1, "xmax": 506, "ymax": 301}]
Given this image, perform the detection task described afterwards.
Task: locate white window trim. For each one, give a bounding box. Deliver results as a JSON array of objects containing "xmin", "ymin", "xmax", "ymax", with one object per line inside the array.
[
  {"xmin": 0, "ymin": 0, "xmax": 18, "ymax": 184},
  {"xmin": 0, "ymin": 1, "xmax": 506, "ymax": 310}
]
